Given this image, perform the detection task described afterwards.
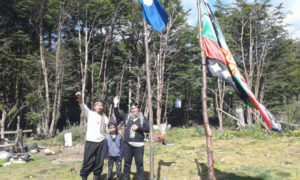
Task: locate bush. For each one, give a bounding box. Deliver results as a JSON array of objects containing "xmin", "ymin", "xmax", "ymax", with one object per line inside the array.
[
  {"xmin": 54, "ymin": 126, "xmax": 85, "ymax": 145},
  {"xmin": 283, "ymin": 129, "xmax": 300, "ymax": 137}
]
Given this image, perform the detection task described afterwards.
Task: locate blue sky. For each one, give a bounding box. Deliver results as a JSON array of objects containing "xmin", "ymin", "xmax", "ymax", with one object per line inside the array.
[{"xmin": 180, "ymin": 0, "xmax": 300, "ymax": 39}]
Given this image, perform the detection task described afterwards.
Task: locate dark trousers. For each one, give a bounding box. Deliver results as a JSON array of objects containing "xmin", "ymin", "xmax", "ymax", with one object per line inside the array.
[
  {"xmin": 80, "ymin": 141, "xmax": 105, "ymax": 178},
  {"xmin": 123, "ymin": 142, "xmax": 144, "ymax": 180},
  {"xmin": 107, "ymin": 157, "xmax": 122, "ymax": 180}
]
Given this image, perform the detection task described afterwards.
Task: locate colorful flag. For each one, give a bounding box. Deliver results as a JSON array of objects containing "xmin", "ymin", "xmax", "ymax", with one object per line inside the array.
[
  {"xmin": 140, "ymin": 0, "xmax": 168, "ymax": 32},
  {"xmin": 202, "ymin": 1, "xmax": 281, "ymax": 132}
]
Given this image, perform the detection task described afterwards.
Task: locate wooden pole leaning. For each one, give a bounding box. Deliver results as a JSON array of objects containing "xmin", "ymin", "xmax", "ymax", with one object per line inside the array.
[
  {"xmin": 196, "ymin": 0, "xmax": 216, "ymax": 179},
  {"xmin": 143, "ymin": 19, "xmax": 155, "ymax": 180}
]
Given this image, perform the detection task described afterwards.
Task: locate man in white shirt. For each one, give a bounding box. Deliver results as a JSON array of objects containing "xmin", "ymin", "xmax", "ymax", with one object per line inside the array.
[{"xmin": 76, "ymin": 92, "xmax": 109, "ymax": 180}]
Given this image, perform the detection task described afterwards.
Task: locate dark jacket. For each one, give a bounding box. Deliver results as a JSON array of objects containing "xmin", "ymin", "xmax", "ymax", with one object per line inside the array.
[{"xmin": 114, "ymin": 108, "xmax": 149, "ymax": 143}]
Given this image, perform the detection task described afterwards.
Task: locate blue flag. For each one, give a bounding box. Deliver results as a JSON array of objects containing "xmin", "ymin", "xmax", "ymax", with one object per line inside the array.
[{"xmin": 140, "ymin": 0, "xmax": 168, "ymax": 32}]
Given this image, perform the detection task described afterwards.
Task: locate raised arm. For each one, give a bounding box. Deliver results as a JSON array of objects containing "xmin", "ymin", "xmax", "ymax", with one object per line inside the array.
[
  {"xmin": 75, "ymin": 91, "xmax": 90, "ymax": 117},
  {"xmin": 75, "ymin": 91, "xmax": 83, "ymax": 104},
  {"xmin": 113, "ymin": 96, "xmax": 127, "ymax": 122}
]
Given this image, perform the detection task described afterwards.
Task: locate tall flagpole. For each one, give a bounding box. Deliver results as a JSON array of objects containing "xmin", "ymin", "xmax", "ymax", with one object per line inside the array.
[
  {"xmin": 143, "ymin": 18, "xmax": 155, "ymax": 180},
  {"xmin": 196, "ymin": 0, "xmax": 216, "ymax": 179}
]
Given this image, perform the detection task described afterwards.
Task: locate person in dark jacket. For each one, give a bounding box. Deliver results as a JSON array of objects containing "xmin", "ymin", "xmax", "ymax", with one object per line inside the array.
[
  {"xmin": 113, "ymin": 96, "xmax": 149, "ymax": 180},
  {"xmin": 104, "ymin": 121, "xmax": 123, "ymax": 180}
]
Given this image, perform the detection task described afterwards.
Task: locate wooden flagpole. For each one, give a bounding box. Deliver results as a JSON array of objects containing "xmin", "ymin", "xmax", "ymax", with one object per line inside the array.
[
  {"xmin": 196, "ymin": 0, "xmax": 216, "ymax": 179},
  {"xmin": 143, "ymin": 19, "xmax": 155, "ymax": 180}
]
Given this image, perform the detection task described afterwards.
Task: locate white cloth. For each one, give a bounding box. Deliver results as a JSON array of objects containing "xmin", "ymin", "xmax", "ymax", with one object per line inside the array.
[
  {"xmin": 128, "ymin": 142, "xmax": 144, "ymax": 147},
  {"xmin": 80, "ymin": 103, "xmax": 108, "ymax": 142}
]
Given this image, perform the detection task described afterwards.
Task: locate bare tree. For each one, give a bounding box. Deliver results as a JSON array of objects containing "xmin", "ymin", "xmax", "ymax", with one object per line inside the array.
[
  {"xmin": 49, "ymin": 1, "xmax": 68, "ymax": 136},
  {"xmin": 215, "ymin": 79, "xmax": 225, "ymax": 130}
]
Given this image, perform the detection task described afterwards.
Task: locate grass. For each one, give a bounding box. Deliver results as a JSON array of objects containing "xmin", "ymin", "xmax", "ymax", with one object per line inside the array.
[{"xmin": 1, "ymin": 127, "xmax": 300, "ymax": 180}]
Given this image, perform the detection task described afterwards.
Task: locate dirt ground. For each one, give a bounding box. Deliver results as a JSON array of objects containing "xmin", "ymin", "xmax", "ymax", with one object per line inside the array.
[{"xmin": 37, "ymin": 144, "xmax": 84, "ymax": 164}]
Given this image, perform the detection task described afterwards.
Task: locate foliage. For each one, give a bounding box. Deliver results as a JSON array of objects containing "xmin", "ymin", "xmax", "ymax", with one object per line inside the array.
[
  {"xmin": 283, "ymin": 129, "xmax": 300, "ymax": 137},
  {"xmin": 54, "ymin": 125, "xmax": 85, "ymax": 145},
  {"xmin": 214, "ymin": 125, "xmax": 282, "ymax": 140}
]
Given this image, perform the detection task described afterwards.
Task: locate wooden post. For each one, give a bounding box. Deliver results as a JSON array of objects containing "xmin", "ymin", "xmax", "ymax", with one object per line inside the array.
[
  {"xmin": 1, "ymin": 109, "xmax": 6, "ymax": 140},
  {"xmin": 143, "ymin": 19, "xmax": 155, "ymax": 180},
  {"xmin": 196, "ymin": 0, "xmax": 216, "ymax": 179}
]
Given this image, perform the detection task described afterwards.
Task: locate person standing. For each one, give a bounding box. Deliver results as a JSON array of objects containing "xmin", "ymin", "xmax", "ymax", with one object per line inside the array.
[
  {"xmin": 113, "ymin": 96, "xmax": 149, "ymax": 180},
  {"xmin": 104, "ymin": 121, "xmax": 123, "ymax": 180},
  {"xmin": 76, "ymin": 92, "xmax": 109, "ymax": 180}
]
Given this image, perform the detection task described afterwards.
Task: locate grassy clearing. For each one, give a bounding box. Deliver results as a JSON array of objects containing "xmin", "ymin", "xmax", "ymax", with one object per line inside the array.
[{"xmin": 1, "ymin": 127, "xmax": 300, "ymax": 180}]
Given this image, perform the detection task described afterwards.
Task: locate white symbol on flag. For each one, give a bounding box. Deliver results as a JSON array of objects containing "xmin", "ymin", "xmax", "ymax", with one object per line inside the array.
[
  {"xmin": 143, "ymin": 0, "xmax": 153, "ymax": 6},
  {"xmin": 222, "ymin": 70, "xmax": 231, "ymax": 79},
  {"xmin": 211, "ymin": 63, "xmax": 222, "ymax": 72}
]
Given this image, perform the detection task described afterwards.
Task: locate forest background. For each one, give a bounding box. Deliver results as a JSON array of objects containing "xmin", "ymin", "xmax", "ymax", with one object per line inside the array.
[{"xmin": 1, "ymin": 0, "xmax": 300, "ymax": 138}]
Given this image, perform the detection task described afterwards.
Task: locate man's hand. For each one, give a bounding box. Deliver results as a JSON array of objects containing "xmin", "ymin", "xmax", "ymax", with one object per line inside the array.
[
  {"xmin": 104, "ymin": 159, "xmax": 108, "ymax": 163},
  {"xmin": 75, "ymin": 92, "xmax": 81, "ymax": 98},
  {"xmin": 131, "ymin": 124, "xmax": 138, "ymax": 131},
  {"xmin": 113, "ymin": 96, "xmax": 119, "ymax": 107},
  {"xmin": 75, "ymin": 92, "xmax": 82, "ymax": 104}
]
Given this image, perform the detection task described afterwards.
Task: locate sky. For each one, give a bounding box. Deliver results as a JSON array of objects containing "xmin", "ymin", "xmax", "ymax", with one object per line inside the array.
[{"xmin": 180, "ymin": 0, "xmax": 300, "ymax": 39}]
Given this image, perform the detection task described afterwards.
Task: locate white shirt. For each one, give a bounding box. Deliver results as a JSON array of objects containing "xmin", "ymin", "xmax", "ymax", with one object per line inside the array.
[
  {"xmin": 128, "ymin": 142, "xmax": 144, "ymax": 147},
  {"xmin": 80, "ymin": 103, "xmax": 108, "ymax": 142}
]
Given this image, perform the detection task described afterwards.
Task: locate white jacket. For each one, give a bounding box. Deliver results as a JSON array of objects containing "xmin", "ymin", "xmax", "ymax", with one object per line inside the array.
[{"xmin": 80, "ymin": 103, "xmax": 108, "ymax": 142}]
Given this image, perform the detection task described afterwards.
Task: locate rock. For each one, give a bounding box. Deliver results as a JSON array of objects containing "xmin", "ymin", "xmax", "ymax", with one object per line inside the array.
[
  {"xmin": 10, "ymin": 159, "xmax": 26, "ymax": 164},
  {"xmin": 30, "ymin": 149, "xmax": 39, "ymax": 154},
  {"xmin": 0, "ymin": 151, "xmax": 10, "ymax": 160},
  {"xmin": 25, "ymin": 143, "xmax": 38, "ymax": 152},
  {"xmin": 3, "ymin": 162, "xmax": 11, "ymax": 167},
  {"xmin": 44, "ymin": 148, "xmax": 55, "ymax": 155}
]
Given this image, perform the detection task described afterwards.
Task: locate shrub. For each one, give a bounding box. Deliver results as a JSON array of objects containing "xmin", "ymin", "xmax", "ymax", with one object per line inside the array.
[{"xmin": 54, "ymin": 125, "xmax": 85, "ymax": 145}]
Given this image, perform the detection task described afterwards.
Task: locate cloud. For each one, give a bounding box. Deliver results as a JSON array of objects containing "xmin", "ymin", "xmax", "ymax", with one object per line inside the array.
[
  {"xmin": 181, "ymin": 0, "xmax": 300, "ymax": 39},
  {"xmin": 181, "ymin": 0, "xmax": 198, "ymax": 25},
  {"xmin": 281, "ymin": 0, "xmax": 300, "ymax": 39}
]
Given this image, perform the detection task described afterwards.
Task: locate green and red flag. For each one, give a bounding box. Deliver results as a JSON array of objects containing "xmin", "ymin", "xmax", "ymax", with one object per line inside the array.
[{"xmin": 201, "ymin": 0, "xmax": 281, "ymax": 132}]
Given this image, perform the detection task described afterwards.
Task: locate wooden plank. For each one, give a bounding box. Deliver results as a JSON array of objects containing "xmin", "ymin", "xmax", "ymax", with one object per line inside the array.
[
  {"xmin": 0, "ymin": 129, "xmax": 32, "ymax": 135},
  {"xmin": 0, "ymin": 144, "xmax": 14, "ymax": 148}
]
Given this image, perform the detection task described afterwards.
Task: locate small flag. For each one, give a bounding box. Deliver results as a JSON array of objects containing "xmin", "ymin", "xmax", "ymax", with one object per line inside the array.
[
  {"xmin": 140, "ymin": 0, "xmax": 168, "ymax": 32},
  {"xmin": 202, "ymin": 1, "xmax": 281, "ymax": 132}
]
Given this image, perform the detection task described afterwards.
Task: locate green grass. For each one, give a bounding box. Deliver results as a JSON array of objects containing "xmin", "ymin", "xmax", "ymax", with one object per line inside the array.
[{"xmin": 1, "ymin": 127, "xmax": 300, "ymax": 180}]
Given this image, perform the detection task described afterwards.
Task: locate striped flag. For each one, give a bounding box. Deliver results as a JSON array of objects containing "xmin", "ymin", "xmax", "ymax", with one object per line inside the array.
[{"xmin": 202, "ymin": 1, "xmax": 281, "ymax": 132}]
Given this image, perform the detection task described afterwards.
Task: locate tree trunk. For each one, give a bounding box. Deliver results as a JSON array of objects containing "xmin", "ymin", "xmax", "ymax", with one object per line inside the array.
[
  {"xmin": 50, "ymin": 9, "xmax": 64, "ymax": 136},
  {"xmin": 91, "ymin": 53, "xmax": 95, "ymax": 106},
  {"xmin": 156, "ymin": 53, "xmax": 163, "ymax": 126},
  {"xmin": 156, "ymin": 14, "xmax": 172, "ymax": 127},
  {"xmin": 163, "ymin": 76, "xmax": 170, "ymax": 124},
  {"xmin": 235, "ymin": 107, "xmax": 246, "ymax": 129},
  {"xmin": 128, "ymin": 57, "xmax": 132, "ymax": 110},
  {"xmin": 39, "ymin": 12, "xmax": 50, "ymax": 137},
  {"xmin": 77, "ymin": 19, "xmax": 85, "ymax": 133},
  {"xmin": 136, "ymin": 76, "xmax": 141, "ymax": 104},
  {"xmin": 101, "ymin": 58, "xmax": 108, "ymax": 100},
  {"xmin": 1, "ymin": 109, "xmax": 6, "ymax": 140},
  {"xmin": 215, "ymin": 79, "xmax": 225, "ymax": 130},
  {"xmin": 143, "ymin": 19, "xmax": 154, "ymax": 180}
]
